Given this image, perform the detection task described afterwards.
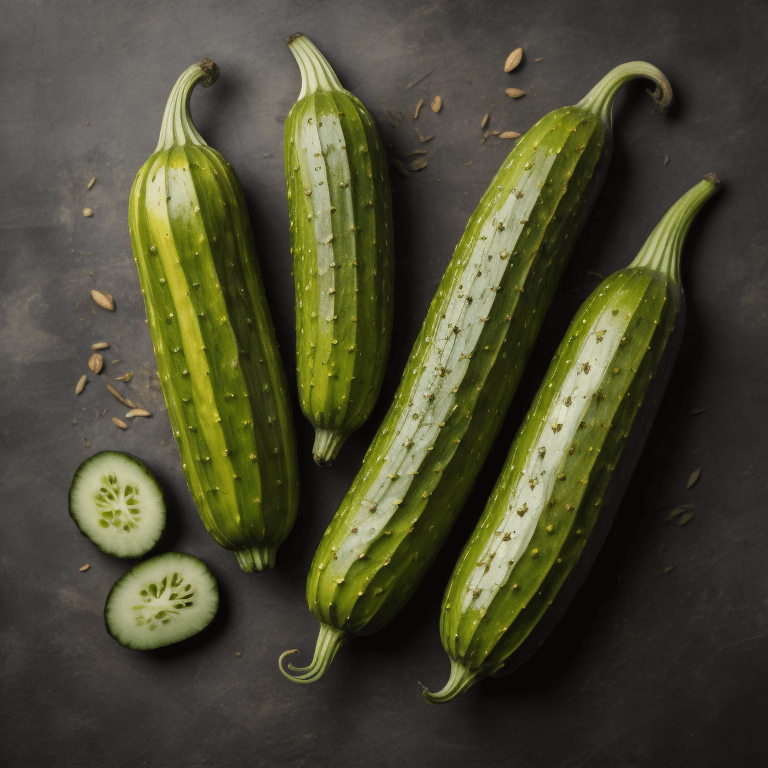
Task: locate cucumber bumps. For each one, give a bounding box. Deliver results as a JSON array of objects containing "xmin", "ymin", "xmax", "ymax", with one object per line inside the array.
[
  {"xmin": 129, "ymin": 61, "xmax": 299, "ymax": 572},
  {"xmin": 424, "ymin": 176, "xmax": 719, "ymax": 703},
  {"xmin": 285, "ymin": 34, "xmax": 394, "ymax": 466},
  {"xmin": 279, "ymin": 63, "xmax": 672, "ymax": 684}
]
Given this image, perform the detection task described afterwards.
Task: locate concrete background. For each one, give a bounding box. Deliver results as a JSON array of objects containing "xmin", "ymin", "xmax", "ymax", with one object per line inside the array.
[{"xmin": 2, "ymin": 1, "xmax": 766, "ymax": 766}]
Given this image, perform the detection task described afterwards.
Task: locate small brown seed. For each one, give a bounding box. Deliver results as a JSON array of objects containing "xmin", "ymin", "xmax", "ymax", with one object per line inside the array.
[
  {"xmin": 79, "ymin": 564, "xmax": 90, "ymax": 572},
  {"xmin": 112, "ymin": 417, "xmax": 128, "ymax": 429},
  {"xmin": 414, "ymin": 98, "xmax": 424, "ymax": 119},
  {"xmin": 419, "ymin": 133, "xmax": 434, "ymax": 143},
  {"xmin": 664, "ymin": 153, "xmax": 670, "ymax": 165},
  {"xmin": 481, "ymin": 129, "xmax": 500, "ymax": 143},
  {"xmin": 87, "ymin": 177, "xmax": 96, "ymax": 190},
  {"xmin": 411, "ymin": 157, "xmax": 428, "ymax": 171},
  {"xmin": 676, "ymin": 511, "xmax": 695, "ymax": 526},
  {"xmin": 534, "ymin": 57, "xmax": 543, "ymax": 62},
  {"xmin": 125, "ymin": 409, "xmax": 151, "ymax": 418},
  {"xmin": 91, "ymin": 341, "xmax": 109, "ymax": 350},
  {"xmin": 504, "ymin": 47, "xmax": 523, "ymax": 73},
  {"xmin": 82, "ymin": 207, "xmax": 93, "ymax": 217},
  {"xmin": 106, "ymin": 383, "xmax": 130, "ymax": 405},
  {"xmin": 91, "ymin": 289, "xmax": 115, "ymax": 311},
  {"xmin": 431, "ymin": 95, "xmax": 442, "ymax": 113},
  {"xmin": 88, "ymin": 353, "xmax": 103, "ymax": 374},
  {"xmin": 75, "ymin": 375, "xmax": 88, "ymax": 395},
  {"xmin": 686, "ymin": 468, "xmax": 701, "ymax": 489},
  {"xmin": 404, "ymin": 150, "xmax": 428, "ymax": 157},
  {"xmin": 481, "ymin": 113, "xmax": 489, "ymax": 128},
  {"xmin": 505, "ymin": 88, "xmax": 526, "ymax": 99},
  {"xmin": 499, "ymin": 131, "xmax": 521, "ymax": 139}
]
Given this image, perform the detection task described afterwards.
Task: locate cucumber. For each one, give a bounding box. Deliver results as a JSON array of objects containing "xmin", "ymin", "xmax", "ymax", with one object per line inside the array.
[
  {"xmin": 69, "ymin": 451, "xmax": 166, "ymax": 559},
  {"xmin": 279, "ymin": 63, "xmax": 673, "ymax": 683},
  {"xmin": 104, "ymin": 552, "xmax": 219, "ymax": 650},
  {"xmin": 128, "ymin": 61, "xmax": 300, "ymax": 572},
  {"xmin": 423, "ymin": 176, "xmax": 720, "ymax": 703},
  {"xmin": 285, "ymin": 34, "xmax": 394, "ymax": 466}
]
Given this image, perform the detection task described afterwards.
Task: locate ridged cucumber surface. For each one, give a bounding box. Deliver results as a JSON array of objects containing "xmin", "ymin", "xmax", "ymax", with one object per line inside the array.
[
  {"xmin": 424, "ymin": 176, "xmax": 719, "ymax": 703},
  {"xmin": 285, "ymin": 34, "xmax": 394, "ymax": 466},
  {"xmin": 128, "ymin": 61, "xmax": 299, "ymax": 572},
  {"xmin": 279, "ymin": 63, "xmax": 672, "ymax": 683}
]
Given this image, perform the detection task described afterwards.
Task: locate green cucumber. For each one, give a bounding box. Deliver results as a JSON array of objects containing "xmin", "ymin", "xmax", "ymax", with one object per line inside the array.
[
  {"xmin": 285, "ymin": 34, "xmax": 394, "ymax": 466},
  {"xmin": 424, "ymin": 176, "xmax": 719, "ymax": 703},
  {"xmin": 69, "ymin": 451, "xmax": 166, "ymax": 559},
  {"xmin": 105, "ymin": 552, "xmax": 219, "ymax": 650},
  {"xmin": 279, "ymin": 63, "xmax": 672, "ymax": 684},
  {"xmin": 128, "ymin": 61, "xmax": 299, "ymax": 572}
]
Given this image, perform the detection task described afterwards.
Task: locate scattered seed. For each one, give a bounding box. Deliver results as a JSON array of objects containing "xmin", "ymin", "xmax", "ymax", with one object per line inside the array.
[
  {"xmin": 390, "ymin": 159, "xmax": 411, "ymax": 178},
  {"xmin": 481, "ymin": 113, "xmax": 490, "ymax": 128},
  {"xmin": 91, "ymin": 289, "xmax": 115, "ymax": 311},
  {"xmin": 657, "ymin": 565, "xmax": 677, "ymax": 576},
  {"xmin": 112, "ymin": 417, "xmax": 128, "ymax": 429},
  {"xmin": 535, "ymin": 57, "xmax": 543, "ymax": 62},
  {"xmin": 414, "ymin": 99, "xmax": 424, "ymax": 119},
  {"xmin": 235, "ymin": 652, "xmax": 242, "ymax": 658},
  {"xmin": 106, "ymin": 383, "xmax": 130, "ymax": 405},
  {"xmin": 404, "ymin": 150, "xmax": 428, "ymax": 157},
  {"xmin": 87, "ymin": 177, "xmax": 96, "ymax": 190},
  {"xmin": 114, "ymin": 372, "xmax": 133, "ymax": 383},
  {"xmin": 431, "ymin": 95, "xmax": 442, "ymax": 113},
  {"xmin": 79, "ymin": 564, "xmax": 90, "ymax": 572},
  {"xmin": 505, "ymin": 88, "xmax": 527, "ymax": 99},
  {"xmin": 690, "ymin": 408, "xmax": 706, "ymax": 416},
  {"xmin": 125, "ymin": 409, "xmax": 151, "ymax": 418},
  {"xmin": 504, "ymin": 47, "xmax": 523, "ymax": 73},
  {"xmin": 586, "ymin": 270, "xmax": 605, "ymax": 279},
  {"xmin": 75, "ymin": 375, "xmax": 88, "ymax": 395},
  {"xmin": 665, "ymin": 506, "xmax": 687, "ymax": 522},
  {"xmin": 481, "ymin": 129, "xmax": 500, "ymax": 143},
  {"xmin": 88, "ymin": 353, "xmax": 104, "ymax": 374},
  {"xmin": 464, "ymin": 161, "xmax": 473, "ymax": 166},
  {"xmin": 82, "ymin": 207, "xmax": 93, "ymax": 217},
  {"xmin": 664, "ymin": 153, "xmax": 670, "ymax": 165},
  {"xmin": 91, "ymin": 341, "xmax": 109, "ymax": 350},
  {"xmin": 499, "ymin": 131, "xmax": 521, "ymax": 139},
  {"xmin": 411, "ymin": 157, "xmax": 428, "ymax": 171},
  {"xmin": 676, "ymin": 511, "xmax": 695, "ymax": 526},
  {"xmin": 110, "ymin": 358, "xmax": 122, "ymax": 365},
  {"xmin": 686, "ymin": 468, "xmax": 701, "ymax": 489}
]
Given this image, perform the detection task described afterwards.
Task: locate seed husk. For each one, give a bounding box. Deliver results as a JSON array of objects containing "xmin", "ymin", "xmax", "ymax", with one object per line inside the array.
[
  {"xmin": 112, "ymin": 417, "xmax": 128, "ymax": 429},
  {"xmin": 690, "ymin": 408, "xmax": 706, "ymax": 416},
  {"xmin": 676, "ymin": 511, "xmax": 695, "ymax": 526},
  {"xmin": 75, "ymin": 375, "xmax": 88, "ymax": 395},
  {"xmin": 463, "ymin": 161, "xmax": 473, "ymax": 166},
  {"xmin": 390, "ymin": 159, "xmax": 411, "ymax": 178},
  {"xmin": 79, "ymin": 564, "xmax": 90, "ymax": 572},
  {"xmin": 87, "ymin": 177, "xmax": 96, "ymax": 190},
  {"xmin": 664, "ymin": 153, "xmax": 670, "ymax": 165},
  {"xmin": 415, "ymin": 126, "xmax": 434, "ymax": 143},
  {"xmin": 686, "ymin": 468, "xmax": 701, "ymax": 489},
  {"xmin": 665, "ymin": 506, "xmax": 687, "ymax": 522},
  {"xmin": 82, "ymin": 207, "xmax": 93, "ymax": 217},
  {"xmin": 657, "ymin": 565, "xmax": 677, "ymax": 576},
  {"xmin": 414, "ymin": 99, "xmax": 424, "ymax": 119},
  {"xmin": 505, "ymin": 88, "xmax": 527, "ymax": 99},
  {"xmin": 405, "ymin": 150, "xmax": 428, "ymax": 157},
  {"xmin": 534, "ymin": 57, "xmax": 543, "ymax": 62},
  {"xmin": 499, "ymin": 131, "xmax": 521, "ymax": 139},
  {"xmin": 481, "ymin": 113, "xmax": 490, "ymax": 128},
  {"xmin": 431, "ymin": 95, "xmax": 442, "ymax": 113},
  {"xmin": 481, "ymin": 129, "xmax": 500, "ymax": 143},
  {"xmin": 125, "ymin": 408, "xmax": 151, "ymax": 418},
  {"xmin": 88, "ymin": 353, "xmax": 103, "ymax": 374},
  {"xmin": 504, "ymin": 47, "xmax": 523, "ymax": 73},
  {"xmin": 91, "ymin": 289, "xmax": 115, "ymax": 311},
  {"xmin": 91, "ymin": 341, "xmax": 109, "ymax": 350},
  {"xmin": 411, "ymin": 157, "xmax": 428, "ymax": 171},
  {"xmin": 106, "ymin": 383, "xmax": 130, "ymax": 405},
  {"xmin": 114, "ymin": 372, "xmax": 133, "ymax": 383}
]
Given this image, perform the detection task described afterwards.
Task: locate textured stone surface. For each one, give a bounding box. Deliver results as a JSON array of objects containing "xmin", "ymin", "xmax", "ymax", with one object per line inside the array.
[{"xmin": 1, "ymin": 1, "xmax": 766, "ymax": 766}]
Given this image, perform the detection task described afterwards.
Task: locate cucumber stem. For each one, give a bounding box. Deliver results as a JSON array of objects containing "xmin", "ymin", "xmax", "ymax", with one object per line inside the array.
[
  {"xmin": 155, "ymin": 59, "xmax": 219, "ymax": 152},
  {"xmin": 575, "ymin": 61, "xmax": 673, "ymax": 125},
  {"xmin": 288, "ymin": 33, "xmax": 344, "ymax": 99},
  {"xmin": 422, "ymin": 658, "xmax": 480, "ymax": 704},
  {"xmin": 235, "ymin": 545, "xmax": 277, "ymax": 572},
  {"xmin": 630, "ymin": 175, "xmax": 720, "ymax": 283},
  {"xmin": 312, "ymin": 428, "xmax": 347, "ymax": 467},
  {"xmin": 279, "ymin": 624, "xmax": 347, "ymax": 684}
]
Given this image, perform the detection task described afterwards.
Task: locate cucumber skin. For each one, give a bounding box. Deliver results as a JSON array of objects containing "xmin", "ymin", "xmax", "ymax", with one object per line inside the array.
[
  {"xmin": 305, "ymin": 104, "xmax": 610, "ymax": 636},
  {"xmin": 285, "ymin": 76, "xmax": 394, "ymax": 459},
  {"xmin": 441, "ymin": 267, "xmax": 681, "ymax": 678},
  {"xmin": 128, "ymin": 76, "xmax": 299, "ymax": 569}
]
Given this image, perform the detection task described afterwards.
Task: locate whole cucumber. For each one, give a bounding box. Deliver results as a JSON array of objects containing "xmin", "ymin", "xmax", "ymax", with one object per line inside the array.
[
  {"xmin": 128, "ymin": 61, "xmax": 299, "ymax": 572},
  {"xmin": 279, "ymin": 62, "xmax": 672, "ymax": 683},
  {"xmin": 424, "ymin": 176, "xmax": 720, "ymax": 703},
  {"xmin": 285, "ymin": 34, "xmax": 394, "ymax": 466}
]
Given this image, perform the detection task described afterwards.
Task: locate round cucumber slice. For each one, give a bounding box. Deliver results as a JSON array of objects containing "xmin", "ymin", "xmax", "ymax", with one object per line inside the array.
[
  {"xmin": 105, "ymin": 552, "xmax": 219, "ymax": 650},
  {"xmin": 69, "ymin": 450, "xmax": 166, "ymax": 559}
]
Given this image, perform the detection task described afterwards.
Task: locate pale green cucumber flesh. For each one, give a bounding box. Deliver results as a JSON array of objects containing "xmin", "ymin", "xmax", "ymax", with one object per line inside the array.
[
  {"xmin": 104, "ymin": 552, "xmax": 219, "ymax": 650},
  {"xmin": 69, "ymin": 451, "xmax": 165, "ymax": 559},
  {"xmin": 286, "ymin": 36, "xmax": 394, "ymax": 462}
]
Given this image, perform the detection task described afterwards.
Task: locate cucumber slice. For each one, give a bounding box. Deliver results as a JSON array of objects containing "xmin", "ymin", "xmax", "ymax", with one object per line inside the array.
[
  {"xmin": 69, "ymin": 451, "xmax": 166, "ymax": 559},
  {"xmin": 104, "ymin": 552, "xmax": 219, "ymax": 650}
]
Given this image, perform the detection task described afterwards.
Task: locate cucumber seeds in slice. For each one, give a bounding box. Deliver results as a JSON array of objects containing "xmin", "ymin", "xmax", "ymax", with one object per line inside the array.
[
  {"xmin": 105, "ymin": 552, "xmax": 219, "ymax": 650},
  {"xmin": 69, "ymin": 450, "xmax": 166, "ymax": 558}
]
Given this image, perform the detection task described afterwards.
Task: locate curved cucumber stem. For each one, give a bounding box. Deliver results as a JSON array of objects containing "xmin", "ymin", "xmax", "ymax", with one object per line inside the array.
[
  {"xmin": 575, "ymin": 61, "xmax": 673, "ymax": 125},
  {"xmin": 235, "ymin": 545, "xmax": 277, "ymax": 572},
  {"xmin": 155, "ymin": 59, "xmax": 219, "ymax": 152},
  {"xmin": 630, "ymin": 174, "xmax": 720, "ymax": 284},
  {"xmin": 312, "ymin": 428, "xmax": 348, "ymax": 467},
  {"xmin": 422, "ymin": 658, "xmax": 480, "ymax": 705},
  {"xmin": 279, "ymin": 624, "xmax": 347, "ymax": 684},
  {"xmin": 288, "ymin": 33, "xmax": 344, "ymax": 98}
]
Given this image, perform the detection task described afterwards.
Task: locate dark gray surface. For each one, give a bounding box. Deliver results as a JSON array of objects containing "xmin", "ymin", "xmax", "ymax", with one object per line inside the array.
[{"xmin": 2, "ymin": 1, "xmax": 766, "ymax": 766}]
